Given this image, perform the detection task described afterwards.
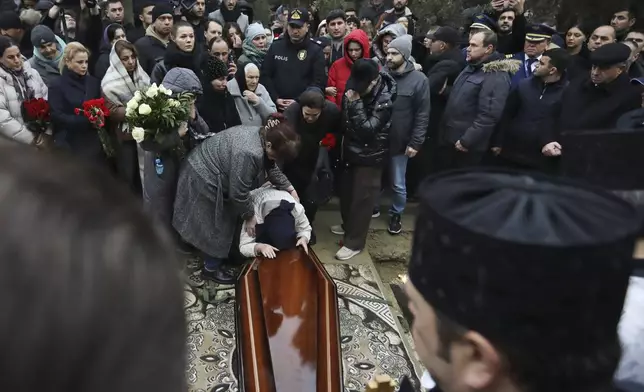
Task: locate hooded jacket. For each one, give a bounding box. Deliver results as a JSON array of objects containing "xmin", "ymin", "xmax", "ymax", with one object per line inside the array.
[
  {"xmin": 27, "ymin": 34, "xmax": 66, "ymax": 87},
  {"xmin": 371, "ymin": 23, "xmax": 406, "ymax": 67},
  {"xmin": 342, "ymin": 71, "xmax": 397, "ymax": 166},
  {"xmin": 327, "ymin": 29, "xmax": 370, "ymax": 108},
  {"xmin": 440, "ymin": 54, "xmax": 521, "ymax": 152}
]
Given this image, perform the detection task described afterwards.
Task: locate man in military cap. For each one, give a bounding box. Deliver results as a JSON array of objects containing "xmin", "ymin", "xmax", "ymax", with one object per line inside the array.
[
  {"xmin": 559, "ymin": 42, "xmax": 641, "ymax": 133},
  {"xmin": 402, "ymin": 168, "xmax": 642, "ymax": 392},
  {"xmin": 508, "ymin": 24, "xmax": 556, "ymax": 87},
  {"xmin": 260, "ymin": 7, "xmax": 326, "ymax": 112},
  {"xmin": 460, "ymin": 14, "xmax": 498, "ymax": 59}
]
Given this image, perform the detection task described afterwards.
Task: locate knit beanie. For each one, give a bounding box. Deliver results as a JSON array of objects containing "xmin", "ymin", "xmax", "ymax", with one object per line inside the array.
[
  {"xmin": 388, "ymin": 34, "xmax": 412, "ymax": 61},
  {"xmin": 202, "ymin": 56, "xmax": 229, "ymax": 81},
  {"xmin": 245, "ymin": 23, "xmax": 265, "ymax": 42},
  {"xmin": 30, "ymin": 25, "xmax": 57, "ymax": 47},
  {"xmin": 151, "ymin": 3, "xmax": 173, "ymax": 22}
]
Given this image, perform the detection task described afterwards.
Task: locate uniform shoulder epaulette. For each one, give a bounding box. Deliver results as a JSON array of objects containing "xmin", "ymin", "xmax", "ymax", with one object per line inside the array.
[
  {"xmin": 310, "ymin": 37, "xmax": 323, "ymax": 46},
  {"xmin": 505, "ymin": 53, "xmax": 513, "ymax": 59}
]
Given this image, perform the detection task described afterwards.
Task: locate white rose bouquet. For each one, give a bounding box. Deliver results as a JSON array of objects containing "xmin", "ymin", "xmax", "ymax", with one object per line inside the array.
[{"xmin": 125, "ymin": 83, "xmax": 193, "ymax": 146}]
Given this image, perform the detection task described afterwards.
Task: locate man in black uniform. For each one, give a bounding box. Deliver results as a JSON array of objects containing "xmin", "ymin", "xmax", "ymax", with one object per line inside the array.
[
  {"xmin": 399, "ymin": 168, "xmax": 642, "ymax": 392},
  {"xmin": 260, "ymin": 7, "xmax": 326, "ymax": 112}
]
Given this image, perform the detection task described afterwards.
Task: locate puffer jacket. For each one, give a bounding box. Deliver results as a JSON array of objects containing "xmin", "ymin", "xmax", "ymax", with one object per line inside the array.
[
  {"xmin": 440, "ymin": 54, "xmax": 520, "ymax": 152},
  {"xmin": 327, "ymin": 29, "xmax": 370, "ymax": 108},
  {"xmin": 0, "ymin": 61, "xmax": 48, "ymax": 144},
  {"xmin": 342, "ymin": 71, "xmax": 396, "ymax": 166},
  {"xmin": 227, "ymin": 77, "xmax": 276, "ymax": 126}
]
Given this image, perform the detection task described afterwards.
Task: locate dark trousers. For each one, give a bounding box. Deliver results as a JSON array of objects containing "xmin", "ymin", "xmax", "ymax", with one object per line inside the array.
[
  {"xmin": 435, "ymin": 146, "xmax": 485, "ymax": 172},
  {"xmin": 115, "ymin": 140, "xmax": 142, "ymax": 197},
  {"xmin": 340, "ymin": 165, "xmax": 382, "ymax": 250}
]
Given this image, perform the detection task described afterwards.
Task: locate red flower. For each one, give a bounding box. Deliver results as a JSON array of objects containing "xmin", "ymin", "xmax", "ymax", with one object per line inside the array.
[
  {"xmin": 320, "ymin": 133, "xmax": 336, "ymax": 150},
  {"xmin": 76, "ymin": 98, "xmax": 110, "ymax": 128},
  {"xmin": 74, "ymin": 108, "xmax": 81, "ymax": 115}
]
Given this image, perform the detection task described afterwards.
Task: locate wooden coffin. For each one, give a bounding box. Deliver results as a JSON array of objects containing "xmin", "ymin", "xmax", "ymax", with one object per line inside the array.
[{"xmin": 235, "ymin": 248, "xmax": 343, "ymax": 392}]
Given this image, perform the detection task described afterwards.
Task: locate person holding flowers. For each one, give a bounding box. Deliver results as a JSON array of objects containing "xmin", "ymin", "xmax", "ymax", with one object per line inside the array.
[
  {"xmin": 49, "ymin": 42, "xmax": 105, "ymax": 165},
  {"xmin": 101, "ymin": 40, "xmax": 151, "ymax": 195},
  {"xmin": 137, "ymin": 67, "xmax": 208, "ymax": 247},
  {"xmin": 0, "ymin": 36, "xmax": 49, "ymax": 145},
  {"xmin": 172, "ymin": 118, "xmax": 301, "ymax": 283}
]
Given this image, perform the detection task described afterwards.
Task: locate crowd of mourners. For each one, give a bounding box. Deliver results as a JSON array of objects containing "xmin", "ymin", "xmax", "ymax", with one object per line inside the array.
[{"xmin": 0, "ymin": 0, "xmax": 643, "ymax": 281}]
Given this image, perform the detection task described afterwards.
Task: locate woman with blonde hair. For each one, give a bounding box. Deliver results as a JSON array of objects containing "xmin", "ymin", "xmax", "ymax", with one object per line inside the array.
[{"xmin": 50, "ymin": 42, "xmax": 106, "ymax": 165}]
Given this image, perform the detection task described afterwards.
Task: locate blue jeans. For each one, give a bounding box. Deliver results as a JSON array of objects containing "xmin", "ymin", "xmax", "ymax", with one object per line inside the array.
[{"xmin": 375, "ymin": 154, "xmax": 409, "ymax": 215}]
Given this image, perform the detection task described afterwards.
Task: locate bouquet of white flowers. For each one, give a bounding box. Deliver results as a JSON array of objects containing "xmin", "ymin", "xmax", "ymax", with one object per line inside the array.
[{"xmin": 125, "ymin": 83, "xmax": 193, "ymax": 145}]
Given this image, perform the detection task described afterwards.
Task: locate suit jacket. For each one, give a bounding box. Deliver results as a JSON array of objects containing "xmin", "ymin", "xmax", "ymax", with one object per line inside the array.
[{"xmin": 508, "ymin": 52, "xmax": 540, "ymax": 88}]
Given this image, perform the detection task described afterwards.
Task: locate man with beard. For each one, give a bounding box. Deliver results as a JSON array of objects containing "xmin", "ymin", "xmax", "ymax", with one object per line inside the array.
[
  {"xmin": 560, "ymin": 43, "xmax": 641, "ymax": 133},
  {"xmin": 376, "ymin": 0, "xmax": 415, "ymax": 36},
  {"xmin": 28, "ymin": 24, "xmax": 65, "ymax": 86},
  {"xmin": 492, "ymin": 48, "xmax": 570, "ymax": 174},
  {"xmin": 378, "ymin": 34, "xmax": 429, "ymax": 234},
  {"xmin": 129, "ymin": 3, "xmax": 154, "ymax": 44},
  {"xmin": 135, "ymin": 4, "xmax": 173, "ymax": 75},
  {"xmin": 186, "ymin": 0, "xmax": 207, "ymax": 46},
  {"xmin": 493, "ymin": 2, "xmax": 527, "ymax": 55},
  {"xmin": 437, "ymin": 30, "xmax": 519, "ymax": 170},
  {"xmin": 401, "ymin": 168, "xmax": 641, "ymax": 392},
  {"xmin": 508, "ymin": 24, "xmax": 555, "ymax": 87},
  {"xmin": 260, "ymin": 8, "xmax": 326, "ymax": 111},
  {"xmin": 208, "ymin": 0, "xmax": 248, "ymax": 36}
]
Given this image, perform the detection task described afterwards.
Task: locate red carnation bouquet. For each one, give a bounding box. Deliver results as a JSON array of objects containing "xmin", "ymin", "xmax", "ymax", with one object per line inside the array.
[
  {"xmin": 75, "ymin": 98, "xmax": 113, "ymax": 157},
  {"xmin": 320, "ymin": 133, "xmax": 336, "ymax": 150},
  {"xmin": 22, "ymin": 97, "xmax": 50, "ymax": 134}
]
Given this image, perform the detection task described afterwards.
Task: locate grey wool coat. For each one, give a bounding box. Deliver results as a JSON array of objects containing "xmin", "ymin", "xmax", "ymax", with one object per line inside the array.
[
  {"xmin": 227, "ymin": 78, "xmax": 276, "ymax": 127},
  {"xmin": 173, "ymin": 125, "xmax": 293, "ymax": 258}
]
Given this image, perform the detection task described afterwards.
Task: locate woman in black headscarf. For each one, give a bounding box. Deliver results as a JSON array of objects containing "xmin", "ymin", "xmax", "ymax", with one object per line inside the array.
[{"xmin": 197, "ymin": 56, "xmax": 241, "ymax": 135}]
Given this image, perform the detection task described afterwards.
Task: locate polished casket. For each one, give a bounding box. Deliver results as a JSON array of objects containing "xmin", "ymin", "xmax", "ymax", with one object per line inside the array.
[{"xmin": 235, "ymin": 248, "xmax": 343, "ymax": 392}]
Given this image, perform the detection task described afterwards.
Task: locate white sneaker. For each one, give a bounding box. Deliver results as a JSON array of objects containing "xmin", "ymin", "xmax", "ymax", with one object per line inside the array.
[
  {"xmin": 330, "ymin": 225, "xmax": 345, "ymax": 235},
  {"xmin": 335, "ymin": 246, "xmax": 361, "ymax": 261}
]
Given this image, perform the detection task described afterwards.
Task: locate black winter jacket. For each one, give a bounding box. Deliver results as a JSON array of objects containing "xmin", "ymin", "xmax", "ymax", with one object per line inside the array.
[
  {"xmin": 135, "ymin": 34, "xmax": 167, "ymax": 76},
  {"xmin": 260, "ymin": 33, "xmax": 327, "ymax": 102},
  {"xmin": 494, "ymin": 76, "xmax": 568, "ymax": 169},
  {"xmin": 559, "ymin": 73, "xmax": 642, "ymax": 133},
  {"xmin": 341, "ymin": 72, "xmax": 396, "ymax": 166},
  {"xmin": 49, "ymin": 68, "xmax": 104, "ymax": 164}
]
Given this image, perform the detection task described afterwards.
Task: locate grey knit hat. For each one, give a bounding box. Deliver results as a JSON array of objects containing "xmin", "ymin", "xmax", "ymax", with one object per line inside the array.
[
  {"xmin": 31, "ymin": 25, "xmax": 57, "ymax": 47},
  {"xmin": 387, "ymin": 34, "xmax": 412, "ymax": 61},
  {"xmin": 162, "ymin": 67, "xmax": 203, "ymax": 96}
]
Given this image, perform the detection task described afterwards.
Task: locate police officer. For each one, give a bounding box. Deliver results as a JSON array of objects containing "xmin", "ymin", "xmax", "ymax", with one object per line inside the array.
[
  {"xmin": 260, "ymin": 7, "xmax": 326, "ymax": 112},
  {"xmin": 508, "ymin": 24, "xmax": 557, "ymax": 87}
]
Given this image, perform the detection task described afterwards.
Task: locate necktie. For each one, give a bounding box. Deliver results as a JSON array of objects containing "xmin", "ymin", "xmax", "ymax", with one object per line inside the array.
[{"xmin": 526, "ymin": 58, "xmax": 537, "ymax": 77}]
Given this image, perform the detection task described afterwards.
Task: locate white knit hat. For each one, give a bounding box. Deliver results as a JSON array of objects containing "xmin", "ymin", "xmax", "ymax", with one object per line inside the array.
[{"xmin": 245, "ymin": 23, "xmax": 266, "ymax": 42}]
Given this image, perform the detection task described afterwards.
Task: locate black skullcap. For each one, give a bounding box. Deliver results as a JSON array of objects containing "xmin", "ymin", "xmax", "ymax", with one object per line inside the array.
[
  {"xmin": 202, "ymin": 55, "xmax": 228, "ymax": 82},
  {"xmin": 345, "ymin": 58, "xmax": 379, "ymax": 94},
  {"xmin": 409, "ymin": 168, "xmax": 640, "ymax": 355},
  {"xmin": 590, "ymin": 42, "xmax": 631, "ymax": 67},
  {"xmin": 151, "ymin": 3, "xmax": 173, "ymax": 22}
]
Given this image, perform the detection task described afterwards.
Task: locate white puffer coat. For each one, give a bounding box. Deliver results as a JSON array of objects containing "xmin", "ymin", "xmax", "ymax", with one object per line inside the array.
[{"xmin": 0, "ymin": 61, "xmax": 48, "ymax": 144}]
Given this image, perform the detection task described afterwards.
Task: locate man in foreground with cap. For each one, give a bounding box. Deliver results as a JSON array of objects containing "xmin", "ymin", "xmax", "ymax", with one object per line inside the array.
[
  {"xmin": 402, "ymin": 168, "xmax": 642, "ymax": 392},
  {"xmin": 508, "ymin": 24, "xmax": 556, "ymax": 87},
  {"xmin": 28, "ymin": 24, "xmax": 65, "ymax": 86},
  {"xmin": 135, "ymin": 4, "xmax": 174, "ymax": 75},
  {"xmin": 560, "ymin": 42, "xmax": 641, "ymax": 133},
  {"xmin": 261, "ymin": 7, "xmax": 326, "ymax": 112},
  {"xmin": 378, "ymin": 34, "xmax": 429, "ymax": 235}
]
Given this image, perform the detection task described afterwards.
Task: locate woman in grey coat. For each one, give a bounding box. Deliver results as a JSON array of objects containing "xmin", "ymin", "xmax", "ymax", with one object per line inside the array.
[
  {"xmin": 173, "ymin": 121, "xmax": 300, "ymax": 283},
  {"xmin": 141, "ymin": 67, "xmax": 209, "ymax": 247}
]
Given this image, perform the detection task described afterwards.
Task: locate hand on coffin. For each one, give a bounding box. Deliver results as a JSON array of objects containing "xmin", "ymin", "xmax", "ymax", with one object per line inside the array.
[
  {"xmin": 245, "ymin": 216, "xmax": 257, "ymax": 237},
  {"xmin": 296, "ymin": 237, "xmax": 309, "ymax": 254},
  {"xmin": 255, "ymin": 243, "xmax": 279, "ymax": 258}
]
